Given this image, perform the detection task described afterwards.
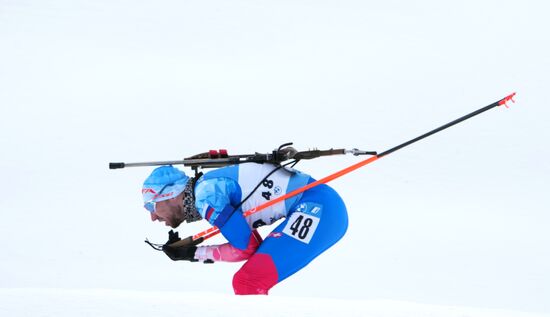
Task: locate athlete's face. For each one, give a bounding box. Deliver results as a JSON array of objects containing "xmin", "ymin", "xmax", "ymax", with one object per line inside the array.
[{"xmin": 150, "ymin": 192, "xmax": 185, "ymax": 228}]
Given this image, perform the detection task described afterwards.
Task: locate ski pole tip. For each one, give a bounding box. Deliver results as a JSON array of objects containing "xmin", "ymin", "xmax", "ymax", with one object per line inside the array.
[{"xmin": 498, "ymin": 92, "xmax": 517, "ymax": 108}]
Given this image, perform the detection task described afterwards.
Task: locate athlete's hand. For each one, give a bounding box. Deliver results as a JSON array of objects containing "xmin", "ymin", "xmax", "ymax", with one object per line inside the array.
[{"xmin": 162, "ymin": 244, "xmax": 198, "ymax": 262}]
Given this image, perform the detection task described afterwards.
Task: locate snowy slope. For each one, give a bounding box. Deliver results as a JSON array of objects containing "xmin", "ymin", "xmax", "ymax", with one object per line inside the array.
[
  {"xmin": 0, "ymin": 288, "xmax": 547, "ymax": 317},
  {"xmin": 1, "ymin": 0, "xmax": 549, "ymax": 315}
]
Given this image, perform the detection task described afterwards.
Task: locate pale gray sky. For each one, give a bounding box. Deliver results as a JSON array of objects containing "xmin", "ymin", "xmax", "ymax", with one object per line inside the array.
[{"xmin": 1, "ymin": 0, "xmax": 549, "ymax": 314}]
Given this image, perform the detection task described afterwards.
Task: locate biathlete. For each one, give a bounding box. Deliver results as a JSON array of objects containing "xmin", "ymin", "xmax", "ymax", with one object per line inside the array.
[{"xmin": 141, "ymin": 163, "xmax": 348, "ymax": 295}]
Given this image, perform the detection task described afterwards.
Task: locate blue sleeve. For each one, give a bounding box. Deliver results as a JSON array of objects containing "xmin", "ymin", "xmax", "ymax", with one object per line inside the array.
[{"xmin": 194, "ymin": 177, "xmax": 251, "ymax": 250}]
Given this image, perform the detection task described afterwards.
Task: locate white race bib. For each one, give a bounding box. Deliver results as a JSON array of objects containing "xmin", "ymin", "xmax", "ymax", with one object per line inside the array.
[
  {"xmin": 238, "ymin": 163, "xmax": 292, "ymax": 228},
  {"xmin": 282, "ymin": 211, "xmax": 320, "ymax": 244}
]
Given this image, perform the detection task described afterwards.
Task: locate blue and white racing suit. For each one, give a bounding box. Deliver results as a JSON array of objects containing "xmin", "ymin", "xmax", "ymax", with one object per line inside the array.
[{"xmin": 193, "ymin": 163, "xmax": 348, "ymax": 295}]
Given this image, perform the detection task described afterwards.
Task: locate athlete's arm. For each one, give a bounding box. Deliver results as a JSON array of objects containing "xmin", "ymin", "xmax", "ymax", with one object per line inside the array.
[
  {"xmin": 194, "ymin": 177, "xmax": 253, "ymax": 250},
  {"xmin": 194, "ymin": 230, "xmax": 262, "ymax": 262}
]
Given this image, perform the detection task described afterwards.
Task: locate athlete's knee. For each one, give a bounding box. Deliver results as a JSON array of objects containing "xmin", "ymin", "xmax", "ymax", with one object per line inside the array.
[{"xmin": 232, "ymin": 253, "xmax": 278, "ymax": 295}]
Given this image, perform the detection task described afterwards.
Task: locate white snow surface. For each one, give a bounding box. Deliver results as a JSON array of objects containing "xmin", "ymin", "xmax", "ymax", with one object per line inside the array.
[{"xmin": 0, "ymin": 288, "xmax": 547, "ymax": 317}]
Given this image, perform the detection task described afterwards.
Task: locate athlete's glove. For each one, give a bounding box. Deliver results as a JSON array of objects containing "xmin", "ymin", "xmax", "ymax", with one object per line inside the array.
[
  {"xmin": 161, "ymin": 230, "xmax": 197, "ymax": 262},
  {"xmin": 162, "ymin": 230, "xmax": 207, "ymax": 262},
  {"xmin": 162, "ymin": 244, "xmax": 198, "ymax": 262}
]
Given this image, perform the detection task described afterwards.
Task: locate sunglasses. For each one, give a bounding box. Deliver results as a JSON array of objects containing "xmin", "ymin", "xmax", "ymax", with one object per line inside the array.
[{"xmin": 143, "ymin": 183, "xmax": 172, "ymax": 213}]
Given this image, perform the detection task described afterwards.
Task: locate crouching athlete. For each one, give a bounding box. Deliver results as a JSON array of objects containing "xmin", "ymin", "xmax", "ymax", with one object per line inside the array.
[{"xmin": 141, "ymin": 163, "xmax": 348, "ymax": 295}]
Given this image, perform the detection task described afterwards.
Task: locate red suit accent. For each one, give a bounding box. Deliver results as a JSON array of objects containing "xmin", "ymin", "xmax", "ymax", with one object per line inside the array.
[{"xmin": 233, "ymin": 253, "xmax": 279, "ymax": 295}]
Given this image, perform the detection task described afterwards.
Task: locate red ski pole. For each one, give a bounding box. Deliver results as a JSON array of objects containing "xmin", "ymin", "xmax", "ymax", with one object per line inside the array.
[{"xmin": 171, "ymin": 93, "xmax": 517, "ymax": 247}]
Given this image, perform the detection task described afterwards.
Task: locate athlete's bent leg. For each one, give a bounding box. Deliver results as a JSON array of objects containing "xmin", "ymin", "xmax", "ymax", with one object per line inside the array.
[
  {"xmin": 233, "ymin": 184, "xmax": 348, "ymax": 295},
  {"xmin": 232, "ymin": 253, "xmax": 278, "ymax": 295}
]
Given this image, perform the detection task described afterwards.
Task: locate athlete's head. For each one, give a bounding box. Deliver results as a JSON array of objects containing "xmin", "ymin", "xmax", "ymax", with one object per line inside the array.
[{"xmin": 142, "ymin": 165, "xmax": 202, "ymax": 228}]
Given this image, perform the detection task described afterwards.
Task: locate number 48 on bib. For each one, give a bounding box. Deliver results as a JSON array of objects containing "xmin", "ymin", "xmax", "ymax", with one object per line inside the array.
[{"xmin": 282, "ymin": 212, "xmax": 320, "ymax": 244}]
